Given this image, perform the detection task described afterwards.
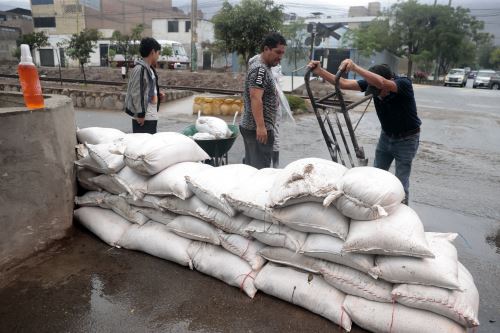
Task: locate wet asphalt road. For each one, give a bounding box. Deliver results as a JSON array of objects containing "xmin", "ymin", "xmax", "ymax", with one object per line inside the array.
[{"xmin": 1, "ymin": 83, "xmax": 499, "ymax": 332}]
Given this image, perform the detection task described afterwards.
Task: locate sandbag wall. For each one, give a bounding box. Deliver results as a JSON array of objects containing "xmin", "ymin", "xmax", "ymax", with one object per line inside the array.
[{"xmin": 74, "ymin": 127, "xmax": 479, "ymax": 333}]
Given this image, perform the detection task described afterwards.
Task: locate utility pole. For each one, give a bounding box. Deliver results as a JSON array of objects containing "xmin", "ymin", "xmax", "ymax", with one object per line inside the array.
[{"xmin": 190, "ymin": 0, "xmax": 198, "ymax": 72}]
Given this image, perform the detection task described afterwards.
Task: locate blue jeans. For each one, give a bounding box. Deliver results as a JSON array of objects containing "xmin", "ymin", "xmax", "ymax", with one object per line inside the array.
[{"xmin": 374, "ymin": 131, "xmax": 420, "ymax": 203}]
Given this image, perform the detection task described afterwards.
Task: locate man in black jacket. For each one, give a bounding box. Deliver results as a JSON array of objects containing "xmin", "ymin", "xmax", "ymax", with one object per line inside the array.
[{"xmin": 309, "ymin": 59, "xmax": 421, "ymax": 204}]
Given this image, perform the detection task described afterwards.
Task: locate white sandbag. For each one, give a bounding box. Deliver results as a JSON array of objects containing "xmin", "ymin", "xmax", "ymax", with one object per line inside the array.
[
  {"xmin": 258, "ymin": 247, "xmax": 321, "ymax": 273},
  {"xmin": 195, "ymin": 116, "xmax": 232, "ymax": 139},
  {"xmin": 196, "ymin": 208, "xmax": 252, "ymax": 238},
  {"xmin": 300, "ymin": 234, "xmax": 375, "ymax": 275},
  {"xmin": 75, "ymin": 143, "xmax": 89, "ymax": 159},
  {"xmin": 186, "ymin": 164, "xmax": 257, "ymax": 216},
  {"xmin": 244, "ymin": 219, "xmax": 307, "ymax": 252},
  {"xmin": 75, "ymin": 155, "xmax": 111, "ymax": 174},
  {"xmin": 75, "ymin": 192, "xmax": 149, "ymax": 225},
  {"xmin": 76, "ymin": 127, "xmax": 125, "ymax": 144},
  {"xmin": 147, "ymin": 162, "xmax": 212, "ymax": 199},
  {"xmin": 85, "ymin": 142, "xmax": 126, "ymax": 174},
  {"xmin": 104, "ymin": 195, "xmax": 149, "ymax": 225},
  {"xmin": 167, "ymin": 215, "xmax": 220, "ymax": 245},
  {"xmin": 255, "ymin": 263, "xmax": 352, "ymax": 331},
  {"xmin": 74, "ymin": 191, "xmax": 109, "ymax": 208},
  {"xmin": 392, "ymin": 262, "xmax": 479, "ymax": 327},
  {"xmin": 161, "ymin": 195, "xmax": 252, "ymax": 238},
  {"xmin": 76, "ymin": 167, "xmax": 101, "ymax": 191},
  {"xmin": 219, "ymin": 232, "xmax": 266, "ymax": 271},
  {"xmin": 269, "ymin": 158, "xmax": 347, "ymax": 207},
  {"xmin": 74, "ymin": 207, "xmax": 131, "ymax": 247},
  {"xmin": 119, "ymin": 221, "xmax": 192, "ymax": 267},
  {"xmin": 192, "ymin": 132, "xmax": 216, "ymax": 140},
  {"xmin": 343, "ymin": 205, "xmax": 434, "ymax": 258},
  {"xmin": 159, "ymin": 195, "xmax": 210, "ymax": 217},
  {"xmin": 125, "ymin": 194, "xmax": 163, "ymax": 210},
  {"xmin": 224, "ymin": 168, "xmax": 281, "ymax": 221},
  {"xmin": 124, "ymin": 132, "xmax": 209, "ymax": 175},
  {"xmin": 325, "ymin": 166, "xmax": 405, "ymax": 220},
  {"xmin": 90, "ymin": 166, "xmax": 148, "ymax": 200},
  {"xmin": 187, "ymin": 242, "xmax": 257, "ymax": 298},
  {"xmin": 318, "ymin": 260, "xmax": 393, "ymax": 303},
  {"xmin": 342, "ymin": 295, "xmax": 466, "ymax": 333},
  {"xmin": 137, "ymin": 207, "xmax": 177, "ymax": 225},
  {"xmin": 370, "ymin": 232, "xmax": 460, "ymax": 289},
  {"xmin": 271, "ymin": 202, "xmax": 350, "ymax": 240}
]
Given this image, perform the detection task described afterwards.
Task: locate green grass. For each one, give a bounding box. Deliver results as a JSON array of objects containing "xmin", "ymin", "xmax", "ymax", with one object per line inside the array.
[{"xmin": 285, "ymin": 94, "xmax": 307, "ymax": 113}]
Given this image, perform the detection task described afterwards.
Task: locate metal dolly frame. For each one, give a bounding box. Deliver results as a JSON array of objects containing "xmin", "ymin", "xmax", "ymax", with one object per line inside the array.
[{"xmin": 304, "ymin": 67, "xmax": 371, "ymax": 167}]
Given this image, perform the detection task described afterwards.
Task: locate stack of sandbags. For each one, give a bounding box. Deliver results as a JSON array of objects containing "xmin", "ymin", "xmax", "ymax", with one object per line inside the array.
[
  {"xmin": 73, "ymin": 135, "xmax": 480, "ymax": 333},
  {"xmin": 74, "ymin": 128, "xmax": 262, "ymax": 298},
  {"xmin": 262, "ymin": 160, "xmax": 479, "ymax": 333}
]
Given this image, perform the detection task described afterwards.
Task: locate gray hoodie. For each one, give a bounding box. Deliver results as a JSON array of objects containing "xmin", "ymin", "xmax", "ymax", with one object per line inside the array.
[{"xmin": 124, "ymin": 59, "xmax": 159, "ymax": 118}]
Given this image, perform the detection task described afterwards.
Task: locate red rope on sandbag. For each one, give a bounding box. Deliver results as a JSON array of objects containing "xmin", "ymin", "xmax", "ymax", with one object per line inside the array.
[
  {"xmin": 238, "ymin": 270, "xmax": 255, "ymax": 291},
  {"xmin": 389, "ymin": 299, "xmax": 396, "ymax": 333}
]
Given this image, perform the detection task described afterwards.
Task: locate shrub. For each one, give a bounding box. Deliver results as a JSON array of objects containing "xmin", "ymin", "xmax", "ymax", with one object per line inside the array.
[{"xmin": 286, "ymin": 94, "xmax": 307, "ymax": 113}]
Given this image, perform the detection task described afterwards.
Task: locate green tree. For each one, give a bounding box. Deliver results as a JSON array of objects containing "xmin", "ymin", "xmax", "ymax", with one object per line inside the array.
[
  {"xmin": 212, "ymin": 0, "xmax": 284, "ymax": 68},
  {"xmin": 110, "ymin": 24, "xmax": 145, "ymax": 73},
  {"xmin": 129, "ymin": 24, "xmax": 144, "ymax": 58},
  {"xmin": 66, "ymin": 29, "xmax": 100, "ymax": 84},
  {"xmin": 477, "ymin": 40, "xmax": 495, "ymax": 68},
  {"xmin": 491, "ymin": 48, "xmax": 500, "ymax": 69},
  {"xmin": 15, "ymin": 31, "xmax": 49, "ymax": 64},
  {"xmin": 161, "ymin": 45, "xmax": 173, "ymax": 57},
  {"xmin": 345, "ymin": 0, "xmax": 489, "ymax": 77},
  {"xmin": 282, "ymin": 19, "xmax": 309, "ymax": 71}
]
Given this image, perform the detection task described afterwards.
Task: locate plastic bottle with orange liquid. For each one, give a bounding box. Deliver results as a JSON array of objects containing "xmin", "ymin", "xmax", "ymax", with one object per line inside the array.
[{"xmin": 18, "ymin": 44, "xmax": 44, "ymax": 109}]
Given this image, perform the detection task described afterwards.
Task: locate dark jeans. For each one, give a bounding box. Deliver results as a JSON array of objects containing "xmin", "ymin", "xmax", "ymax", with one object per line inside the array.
[
  {"xmin": 374, "ymin": 131, "xmax": 420, "ymax": 204},
  {"xmin": 240, "ymin": 126, "xmax": 274, "ymax": 169},
  {"xmin": 132, "ymin": 119, "xmax": 157, "ymax": 134}
]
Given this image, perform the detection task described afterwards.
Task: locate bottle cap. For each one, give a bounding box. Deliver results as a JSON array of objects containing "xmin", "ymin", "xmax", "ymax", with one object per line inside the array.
[{"xmin": 20, "ymin": 44, "xmax": 33, "ymax": 63}]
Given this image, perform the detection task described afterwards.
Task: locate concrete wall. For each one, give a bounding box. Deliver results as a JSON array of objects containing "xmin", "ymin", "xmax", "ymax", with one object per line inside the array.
[
  {"xmin": 0, "ymin": 92, "xmax": 76, "ymax": 272},
  {"xmin": 0, "ymin": 82, "xmax": 193, "ymax": 110}
]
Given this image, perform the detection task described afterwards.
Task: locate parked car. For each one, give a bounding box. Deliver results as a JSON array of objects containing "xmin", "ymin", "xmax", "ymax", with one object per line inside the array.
[
  {"xmin": 489, "ymin": 73, "xmax": 500, "ymax": 90},
  {"xmin": 468, "ymin": 70, "xmax": 477, "ymax": 79},
  {"xmin": 444, "ymin": 68, "xmax": 468, "ymax": 87},
  {"xmin": 473, "ymin": 70, "xmax": 497, "ymax": 89}
]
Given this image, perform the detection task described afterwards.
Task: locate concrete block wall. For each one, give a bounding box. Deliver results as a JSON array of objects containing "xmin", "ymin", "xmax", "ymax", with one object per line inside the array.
[
  {"xmin": 0, "ymin": 92, "xmax": 76, "ymax": 272},
  {"xmin": 0, "ymin": 83, "xmax": 193, "ymax": 110}
]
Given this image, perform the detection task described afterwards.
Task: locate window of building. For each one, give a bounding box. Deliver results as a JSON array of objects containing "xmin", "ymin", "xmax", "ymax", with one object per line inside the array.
[
  {"xmin": 185, "ymin": 21, "xmax": 191, "ymax": 33},
  {"xmin": 168, "ymin": 21, "xmax": 179, "ymax": 33},
  {"xmin": 34, "ymin": 17, "xmax": 56, "ymax": 28},
  {"xmin": 32, "ymin": 0, "xmax": 54, "ymax": 5}
]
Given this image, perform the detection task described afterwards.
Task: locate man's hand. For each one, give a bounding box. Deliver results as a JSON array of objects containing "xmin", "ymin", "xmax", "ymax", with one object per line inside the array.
[
  {"xmin": 135, "ymin": 117, "xmax": 145, "ymax": 126},
  {"xmin": 308, "ymin": 60, "xmax": 322, "ymax": 75},
  {"xmin": 159, "ymin": 91, "xmax": 165, "ymax": 101},
  {"xmin": 339, "ymin": 59, "xmax": 357, "ymax": 73},
  {"xmin": 256, "ymin": 126, "xmax": 268, "ymax": 144}
]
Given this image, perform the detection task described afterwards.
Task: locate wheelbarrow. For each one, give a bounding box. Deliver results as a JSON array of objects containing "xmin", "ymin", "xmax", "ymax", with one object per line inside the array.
[
  {"xmin": 304, "ymin": 66, "xmax": 372, "ymax": 167},
  {"xmin": 182, "ymin": 117, "xmax": 239, "ymax": 167}
]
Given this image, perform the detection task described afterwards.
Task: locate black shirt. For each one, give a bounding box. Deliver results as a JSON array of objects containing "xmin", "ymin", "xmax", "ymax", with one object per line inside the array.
[{"xmin": 357, "ymin": 77, "xmax": 421, "ymax": 135}]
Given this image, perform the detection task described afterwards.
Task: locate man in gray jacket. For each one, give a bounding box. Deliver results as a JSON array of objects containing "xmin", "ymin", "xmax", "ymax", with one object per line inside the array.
[{"xmin": 124, "ymin": 37, "xmax": 161, "ymax": 133}]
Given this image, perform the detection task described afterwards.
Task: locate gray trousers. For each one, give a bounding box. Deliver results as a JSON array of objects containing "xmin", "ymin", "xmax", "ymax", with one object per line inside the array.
[{"xmin": 240, "ymin": 126, "xmax": 274, "ymax": 169}]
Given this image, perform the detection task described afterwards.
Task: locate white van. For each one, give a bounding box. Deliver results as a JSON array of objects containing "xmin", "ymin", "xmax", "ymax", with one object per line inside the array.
[
  {"xmin": 444, "ymin": 68, "xmax": 468, "ymax": 87},
  {"xmin": 157, "ymin": 40, "xmax": 190, "ymax": 69}
]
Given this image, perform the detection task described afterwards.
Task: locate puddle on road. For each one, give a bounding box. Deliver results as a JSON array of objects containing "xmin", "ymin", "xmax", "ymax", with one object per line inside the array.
[{"xmin": 485, "ymin": 228, "xmax": 500, "ymax": 254}]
